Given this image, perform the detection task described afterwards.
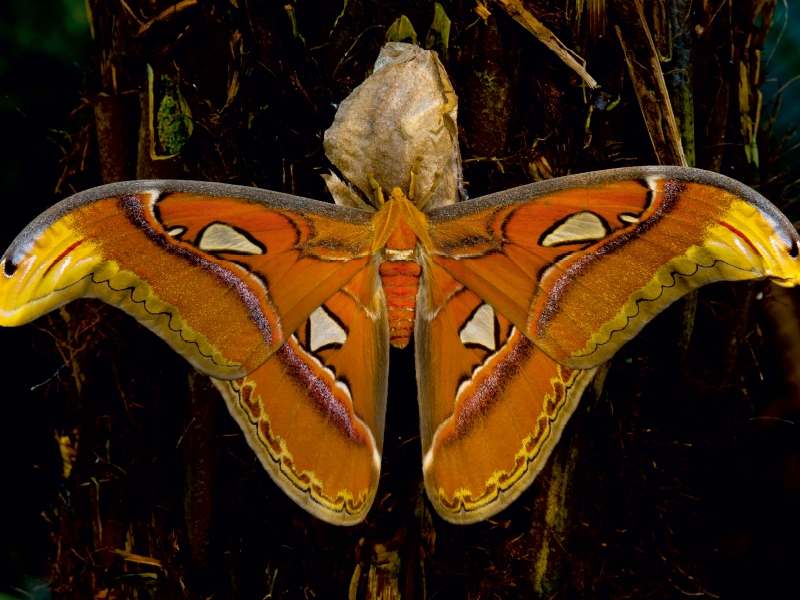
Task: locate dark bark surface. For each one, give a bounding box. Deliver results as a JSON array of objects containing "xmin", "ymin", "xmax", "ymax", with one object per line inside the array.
[{"xmin": 2, "ymin": 1, "xmax": 799, "ymax": 598}]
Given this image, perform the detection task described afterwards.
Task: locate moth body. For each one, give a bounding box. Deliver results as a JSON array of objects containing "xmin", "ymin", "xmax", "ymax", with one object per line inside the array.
[{"xmin": 376, "ymin": 188, "xmax": 426, "ymax": 349}]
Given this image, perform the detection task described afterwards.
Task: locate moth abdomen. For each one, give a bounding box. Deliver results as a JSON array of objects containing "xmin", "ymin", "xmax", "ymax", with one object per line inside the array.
[{"xmin": 380, "ymin": 258, "xmax": 420, "ymax": 349}]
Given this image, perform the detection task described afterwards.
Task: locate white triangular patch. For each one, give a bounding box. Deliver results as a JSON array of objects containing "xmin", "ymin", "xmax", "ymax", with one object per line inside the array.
[
  {"xmin": 541, "ymin": 212, "xmax": 608, "ymax": 247},
  {"xmin": 309, "ymin": 307, "xmax": 347, "ymax": 351},
  {"xmin": 197, "ymin": 223, "xmax": 264, "ymax": 254},
  {"xmin": 459, "ymin": 304, "xmax": 496, "ymax": 350}
]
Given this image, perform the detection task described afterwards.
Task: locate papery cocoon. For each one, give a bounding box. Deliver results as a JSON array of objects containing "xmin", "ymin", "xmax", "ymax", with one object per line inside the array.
[{"xmin": 324, "ymin": 43, "xmax": 463, "ymax": 210}]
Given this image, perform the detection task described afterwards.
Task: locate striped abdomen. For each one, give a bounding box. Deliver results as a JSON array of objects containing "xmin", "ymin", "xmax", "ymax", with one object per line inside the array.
[{"xmin": 380, "ymin": 257, "xmax": 420, "ymax": 349}]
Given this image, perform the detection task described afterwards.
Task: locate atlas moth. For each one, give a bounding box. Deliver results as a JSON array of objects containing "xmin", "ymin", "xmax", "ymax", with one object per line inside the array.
[{"xmin": 2, "ymin": 43, "xmax": 798, "ymax": 524}]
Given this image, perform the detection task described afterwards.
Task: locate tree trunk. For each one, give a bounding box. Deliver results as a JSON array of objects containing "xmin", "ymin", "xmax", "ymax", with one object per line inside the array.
[{"xmin": 12, "ymin": 0, "xmax": 800, "ymax": 598}]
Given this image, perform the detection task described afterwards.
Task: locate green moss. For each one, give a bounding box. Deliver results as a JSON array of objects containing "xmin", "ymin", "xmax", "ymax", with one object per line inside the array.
[{"xmin": 155, "ymin": 76, "xmax": 193, "ymax": 157}]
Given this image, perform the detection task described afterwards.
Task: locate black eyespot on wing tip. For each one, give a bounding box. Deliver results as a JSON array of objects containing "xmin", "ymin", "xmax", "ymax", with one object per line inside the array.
[
  {"xmin": 790, "ymin": 240, "xmax": 799, "ymax": 259},
  {"xmin": 3, "ymin": 259, "xmax": 17, "ymax": 277}
]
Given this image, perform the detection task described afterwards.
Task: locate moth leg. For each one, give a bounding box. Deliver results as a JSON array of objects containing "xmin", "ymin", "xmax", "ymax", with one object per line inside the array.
[
  {"xmin": 408, "ymin": 154, "xmax": 423, "ymax": 201},
  {"xmin": 368, "ymin": 172, "xmax": 385, "ymax": 207},
  {"xmin": 416, "ymin": 170, "xmax": 443, "ymax": 211}
]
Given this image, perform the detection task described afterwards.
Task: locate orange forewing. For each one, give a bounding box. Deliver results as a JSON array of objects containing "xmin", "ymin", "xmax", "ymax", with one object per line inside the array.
[
  {"xmin": 427, "ymin": 173, "xmax": 800, "ymax": 369},
  {"xmin": 417, "ymin": 265, "xmax": 595, "ymax": 523},
  {"xmin": 213, "ymin": 267, "xmax": 388, "ymax": 524},
  {"xmin": 0, "ymin": 183, "xmax": 374, "ymax": 378}
]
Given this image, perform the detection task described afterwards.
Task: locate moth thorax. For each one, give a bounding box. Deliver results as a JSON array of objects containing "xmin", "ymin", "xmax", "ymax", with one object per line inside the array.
[{"xmin": 381, "ymin": 217, "xmax": 420, "ymax": 349}]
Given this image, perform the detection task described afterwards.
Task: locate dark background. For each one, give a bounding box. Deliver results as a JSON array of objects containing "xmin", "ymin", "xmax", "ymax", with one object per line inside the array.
[
  {"xmin": 1, "ymin": 2, "xmax": 91, "ymax": 598},
  {"xmin": 1, "ymin": 1, "xmax": 800, "ymax": 598}
]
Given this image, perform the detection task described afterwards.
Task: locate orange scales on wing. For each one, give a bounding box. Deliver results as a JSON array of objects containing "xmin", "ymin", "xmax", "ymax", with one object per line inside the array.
[{"xmin": 379, "ymin": 189, "xmax": 422, "ymax": 349}]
